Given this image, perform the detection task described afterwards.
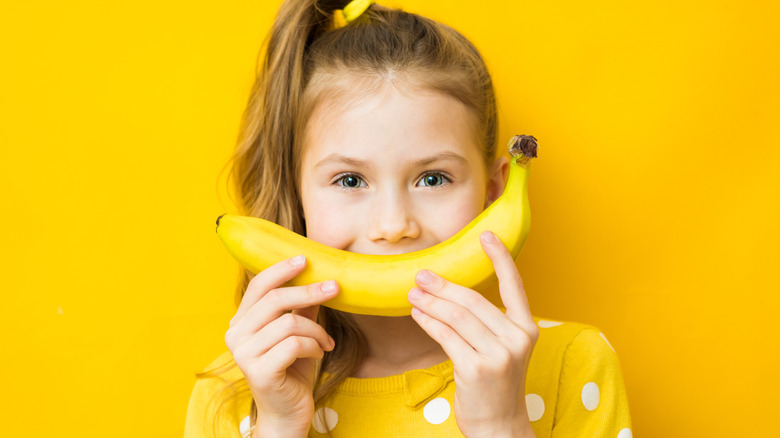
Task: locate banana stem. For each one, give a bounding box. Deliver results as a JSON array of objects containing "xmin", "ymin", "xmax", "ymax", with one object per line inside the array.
[{"xmin": 508, "ymin": 135, "xmax": 538, "ymax": 168}]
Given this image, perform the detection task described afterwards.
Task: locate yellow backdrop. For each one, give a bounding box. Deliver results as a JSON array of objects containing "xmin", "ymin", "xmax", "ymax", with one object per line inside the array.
[{"xmin": 1, "ymin": 0, "xmax": 777, "ymax": 436}]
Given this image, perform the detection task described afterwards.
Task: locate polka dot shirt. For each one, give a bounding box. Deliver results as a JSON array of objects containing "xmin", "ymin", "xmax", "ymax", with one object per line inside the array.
[{"xmin": 184, "ymin": 317, "xmax": 632, "ymax": 437}]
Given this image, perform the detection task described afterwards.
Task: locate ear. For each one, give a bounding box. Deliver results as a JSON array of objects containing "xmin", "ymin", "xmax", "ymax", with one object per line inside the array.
[{"xmin": 485, "ymin": 155, "xmax": 510, "ymax": 208}]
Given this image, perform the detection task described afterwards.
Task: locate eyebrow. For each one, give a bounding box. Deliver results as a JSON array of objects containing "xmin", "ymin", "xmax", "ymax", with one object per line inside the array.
[{"xmin": 314, "ymin": 151, "xmax": 469, "ymax": 169}]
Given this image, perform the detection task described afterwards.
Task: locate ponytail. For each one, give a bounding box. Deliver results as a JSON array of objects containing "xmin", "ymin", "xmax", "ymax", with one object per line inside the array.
[{"xmin": 230, "ymin": 0, "xmax": 338, "ymax": 230}]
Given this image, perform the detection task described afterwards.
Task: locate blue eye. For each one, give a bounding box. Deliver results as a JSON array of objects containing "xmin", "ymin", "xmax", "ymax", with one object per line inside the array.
[
  {"xmin": 418, "ymin": 172, "xmax": 449, "ymax": 187},
  {"xmin": 336, "ymin": 174, "xmax": 365, "ymax": 188}
]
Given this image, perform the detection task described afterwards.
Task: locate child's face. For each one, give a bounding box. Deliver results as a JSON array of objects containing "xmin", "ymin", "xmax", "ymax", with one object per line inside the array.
[{"xmin": 299, "ymin": 82, "xmax": 505, "ymax": 255}]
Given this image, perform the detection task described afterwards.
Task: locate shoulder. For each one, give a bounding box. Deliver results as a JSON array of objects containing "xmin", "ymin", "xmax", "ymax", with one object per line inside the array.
[
  {"xmin": 528, "ymin": 315, "xmax": 624, "ymax": 386},
  {"xmin": 201, "ymin": 350, "xmax": 246, "ymax": 381},
  {"xmin": 531, "ymin": 316, "xmax": 610, "ymax": 347},
  {"xmin": 528, "ymin": 316, "xmax": 617, "ymax": 371},
  {"xmin": 188, "ymin": 351, "xmax": 248, "ymax": 397},
  {"xmin": 526, "ymin": 316, "xmax": 614, "ymax": 386},
  {"xmin": 184, "ymin": 351, "xmax": 252, "ymax": 438},
  {"xmin": 525, "ymin": 316, "xmax": 632, "ymax": 437}
]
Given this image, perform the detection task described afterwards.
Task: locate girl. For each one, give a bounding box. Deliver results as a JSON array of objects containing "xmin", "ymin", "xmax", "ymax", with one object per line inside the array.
[{"xmin": 185, "ymin": 0, "xmax": 632, "ymax": 437}]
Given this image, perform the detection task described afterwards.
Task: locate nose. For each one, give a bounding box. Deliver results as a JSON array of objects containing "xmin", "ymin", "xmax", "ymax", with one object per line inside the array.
[{"xmin": 367, "ymin": 187, "xmax": 421, "ymax": 244}]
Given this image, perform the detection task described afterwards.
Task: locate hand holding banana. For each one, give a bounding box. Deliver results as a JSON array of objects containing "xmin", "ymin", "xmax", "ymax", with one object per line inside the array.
[{"xmin": 216, "ymin": 135, "xmax": 538, "ymax": 316}]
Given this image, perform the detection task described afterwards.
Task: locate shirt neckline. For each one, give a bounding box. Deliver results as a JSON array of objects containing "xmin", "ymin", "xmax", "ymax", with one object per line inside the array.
[{"xmin": 323, "ymin": 359, "xmax": 454, "ymax": 395}]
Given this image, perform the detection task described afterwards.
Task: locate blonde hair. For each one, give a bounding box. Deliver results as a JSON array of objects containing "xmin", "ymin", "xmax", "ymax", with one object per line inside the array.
[{"xmin": 195, "ymin": 0, "xmax": 499, "ymax": 435}]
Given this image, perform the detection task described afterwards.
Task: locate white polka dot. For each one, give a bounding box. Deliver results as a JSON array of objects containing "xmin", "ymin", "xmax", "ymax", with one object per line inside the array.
[
  {"xmin": 537, "ymin": 320, "xmax": 564, "ymax": 328},
  {"xmin": 239, "ymin": 416, "xmax": 252, "ymax": 438},
  {"xmin": 618, "ymin": 428, "xmax": 633, "ymax": 438},
  {"xmin": 525, "ymin": 393, "xmax": 545, "ymax": 422},
  {"xmin": 599, "ymin": 332, "xmax": 616, "ymax": 352},
  {"xmin": 581, "ymin": 382, "xmax": 600, "ymax": 411},
  {"xmin": 423, "ymin": 397, "xmax": 451, "ymax": 425},
  {"xmin": 312, "ymin": 407, "xmax": 338, "ymax": 433}
]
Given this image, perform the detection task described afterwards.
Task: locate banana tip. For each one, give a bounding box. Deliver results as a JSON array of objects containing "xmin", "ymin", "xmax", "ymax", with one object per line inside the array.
[
  {"xmin": 508, "ymin": 135, "xmax": 538, "ymax": 168},
  {"xmin": 216, "ymin": 214, "xmax": 225, "ymax": 232}
]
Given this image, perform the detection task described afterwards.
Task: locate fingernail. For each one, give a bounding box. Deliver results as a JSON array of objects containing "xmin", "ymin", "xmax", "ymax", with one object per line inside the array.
[
  {"xmin": 408, "ymin": 287, "xmax": 423, "ymax": 300},
  {"xmin": 416, "ymin": 269, "xmax": 433, "ymax": 285},
  {"xmin": 328, "ymin": 335, "xmax": 335, "ymax": 348},
  {"xmin": 290, "ymin": 254, "xmax": 305, "ymax": 267},
  {"xmin": 411, "ymin": 307, "xmax": 423, "ymax": 316},
  {"xmin": 480, "ymin": 231, "xmax": 497, "ymax": 243},
  {"xmin": 321, "ymin": 280, "xmax": 337, "ymax": 294}
]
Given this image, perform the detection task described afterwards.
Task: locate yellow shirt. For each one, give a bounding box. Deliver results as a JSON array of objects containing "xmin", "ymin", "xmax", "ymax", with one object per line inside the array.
[{"xmin": 184, "ymin": 317, "xmax": 633, "ymax": 437}]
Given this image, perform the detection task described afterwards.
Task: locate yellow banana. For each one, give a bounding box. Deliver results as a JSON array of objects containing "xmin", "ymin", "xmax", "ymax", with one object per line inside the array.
[{"xmin": 216, "ymin": 135, "xmax": 537, "ymax": 316}]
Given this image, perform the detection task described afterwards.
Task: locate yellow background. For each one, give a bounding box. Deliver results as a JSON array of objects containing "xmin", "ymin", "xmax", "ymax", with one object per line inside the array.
[{"xmin": 1, "ymin": 0, "xmax": 777, "ymax": 436}]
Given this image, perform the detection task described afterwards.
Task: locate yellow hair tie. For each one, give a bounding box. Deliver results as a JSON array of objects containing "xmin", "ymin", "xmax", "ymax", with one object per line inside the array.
[{"xmin": 332, "ymin": 0, "xmax": 375, "ymax": 30}]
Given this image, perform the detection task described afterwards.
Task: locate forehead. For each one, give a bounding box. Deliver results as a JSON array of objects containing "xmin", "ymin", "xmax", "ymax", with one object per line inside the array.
[{"xmin": 301, "ymin": 77, "xmax": 484, "ymax": 164}]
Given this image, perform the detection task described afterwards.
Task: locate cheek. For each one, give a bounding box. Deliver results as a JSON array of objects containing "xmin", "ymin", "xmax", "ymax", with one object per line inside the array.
[
  {"xmin": 448, "ymin": 203, "xmax": 485, "ymax": 233},
  {"xmin": 422, "ymin": 190, "xmax": 486, "ymax": 240},
  {"xmin": 303, "ymin": 194, "xmax": 356, "ymax": 249}
]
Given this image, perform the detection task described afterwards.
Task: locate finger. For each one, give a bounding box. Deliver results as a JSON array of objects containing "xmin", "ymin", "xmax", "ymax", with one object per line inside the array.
[
  {"xmin": 408, "ymin": 287, "xmax": 504, "ymax": 357},
  {"xmin": 409, "ymin": 306, "xmax": 477, "ymax": 366},
  {"xmin": 259, "ymin": 336, "xmax": 326, "ymax": 374},
  {"xmin": 235, "ymin": 313, "xmax": 334, "ymax": 360},
  {"xmin": 414, "ymin": 268, "xmax": 512, "ymax": 339},
  {"xmin": 231, "ymin": 254, "xmax": 308, "ymax": 327},
  {"xmin": 225, "ymin": 280, "xmax": 338, "ymax": 350},
  {"xmin": 480, "ymin": 231, "xmax": 538, "ymax": 337}
]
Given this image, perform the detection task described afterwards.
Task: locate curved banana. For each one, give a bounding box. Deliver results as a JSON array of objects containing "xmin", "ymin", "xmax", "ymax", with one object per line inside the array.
[{"xmin": 216, "ymin": 135, "xmax": 537, "ymax": 316}]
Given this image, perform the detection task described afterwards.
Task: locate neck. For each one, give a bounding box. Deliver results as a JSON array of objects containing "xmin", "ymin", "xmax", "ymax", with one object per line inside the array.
[{"xmin": 348, "ymin": 314, "xmax": 448, "ymax": 378}]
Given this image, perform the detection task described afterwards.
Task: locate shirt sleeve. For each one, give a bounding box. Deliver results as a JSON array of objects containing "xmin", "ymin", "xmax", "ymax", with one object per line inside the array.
[{"xmin": 551, "ymin": 328, "xmax": 633, "ymax": 437}]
